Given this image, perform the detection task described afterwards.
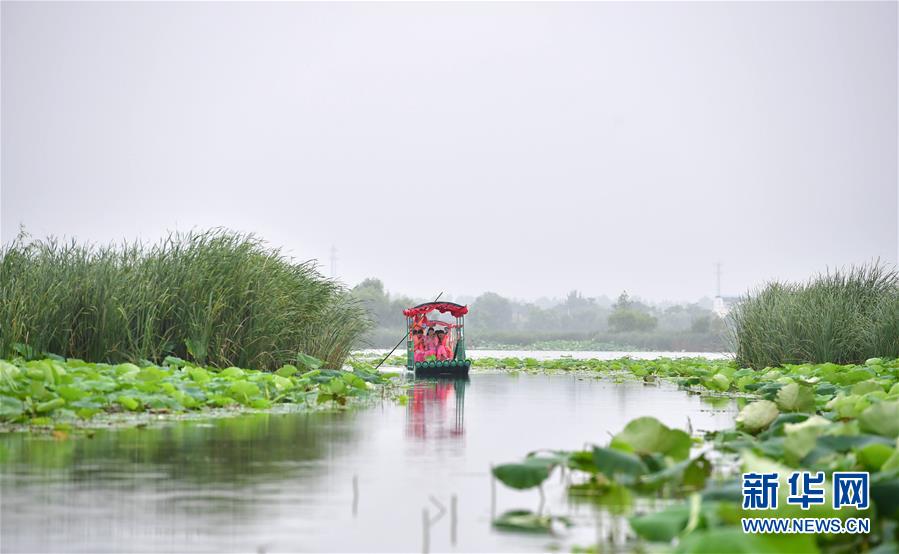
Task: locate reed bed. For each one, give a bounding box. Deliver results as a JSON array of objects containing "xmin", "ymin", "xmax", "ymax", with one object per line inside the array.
[
  {"xmin": 729, "ymin": 262, "xmax": 899, "ymax": 368},
  {"xmin": 0, "ymin": 230, "xmax": 369, "ymax": 370}
]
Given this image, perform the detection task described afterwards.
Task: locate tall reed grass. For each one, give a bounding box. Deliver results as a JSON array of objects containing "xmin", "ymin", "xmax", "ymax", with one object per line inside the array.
[
  {"xmin": 0, "ymin": 229, "xmax": 370, "ymax": 370},
  {"xmin": 729, "ymin": 262, "xmax": 899, "ymax": 368}
]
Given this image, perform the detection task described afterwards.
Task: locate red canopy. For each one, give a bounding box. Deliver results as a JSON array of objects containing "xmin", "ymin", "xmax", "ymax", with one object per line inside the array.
[{"xmin": 403, "ymin": 302, "xmax": 469, "ymax": 318}]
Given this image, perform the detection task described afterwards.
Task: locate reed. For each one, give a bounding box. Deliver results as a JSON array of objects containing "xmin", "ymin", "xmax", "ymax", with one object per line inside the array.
[
  {"xmin": 729, "ymin": 262, "xmax": 899, "ymax": 368},
  {"xmin": 0, "ymin": 229, "xmax": 369, "ymax": 370}
]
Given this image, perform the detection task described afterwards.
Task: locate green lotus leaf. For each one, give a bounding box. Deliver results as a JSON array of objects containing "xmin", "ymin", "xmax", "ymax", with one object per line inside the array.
[
  {"xmin": 296, "ymin": 353, "xmax": 323, "ymax": 371},
  {"xmin": 116, "ymin": 395, "xmax": 140, "ymax": 411},
  {"xmin": 775, "ymin": 383, "xmax": 815, "ymax": 413},
  {"xmin": 859, "ymin": 401, "xmax": 899, "ymax": 438},
  {"xmin": 492, "ymin": 510, "xmax": 571, "ymax": 533},
  {"xmin": 220, "ymin": 367, "xmax": 245, "ymax": 379},
  {"xmin": 592, "ymin": 446, "xmax": 648, "ymax": 478},
  {"xmin": 736, "ymin": 400, "xmax": 779, "ymax": 434},
  {"xmin": 0, "ymin": 396, "xmax": 24, "ymax": 419},
  {"xmin": 675, "ymin": 528, "xmax": 819, "ymax": 553},
  {"xmin": 855, "ymin": 442, "xmax": 895, "ymax": 471},
  {"xmin": 275, "ymin": 364, "xmax": 298, "ymax": 378},
  {"xmin": 629, "ymin": 503, "xmax": 690, "ymax": 542},
  {"xmin": 610, "ymin": 416, "xmax": 691, "ymax": 461},
  {"xmin": 228, "ymin": 381, "xmax": 260, "ymax": 402},
  {"xmin": 492, "ymin": 460, "xmax": 552, "ymax": 490}
]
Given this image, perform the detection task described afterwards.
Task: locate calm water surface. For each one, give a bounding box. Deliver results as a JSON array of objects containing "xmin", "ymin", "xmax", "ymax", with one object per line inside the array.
[{"xmin": 1, "ymin": 359, "xmax": 736, "ymax": 553}]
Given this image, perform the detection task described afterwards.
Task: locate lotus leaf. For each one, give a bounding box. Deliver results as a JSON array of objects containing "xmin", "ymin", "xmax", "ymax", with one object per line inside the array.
[
  {"xmin": 859, "ymin": 401, "xmax": 899, "ymax": 438},
  {"xmin": 492, "ymin": 510, "xmax": 571, "ymax": 533},
  {"xmin": 592, "ymin": 446, "xmax": 648, "ymax": 478},
  {"xmin": 775, "ymin": 383, "xmax": 815, "ymax": 413},
  {"xmin": 736, "ymin": 400, "xmax": 779, "ymax": 433},
  {"xmin": 611, "ymin": 416, "xmax": 691, "ymax": 461},
  {"xmin": 675, "ymin": 528, "xmax": 819, "ymax": 553}
]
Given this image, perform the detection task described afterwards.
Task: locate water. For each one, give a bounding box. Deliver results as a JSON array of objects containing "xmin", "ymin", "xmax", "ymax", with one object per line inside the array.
[
  {"xmin": 470, "ymin": 349, "xmax": 731, "ymax": 361},
  {"xmin": 359, "ymin": 348, "xmax": 733, "ymax": 362},
  {"xmin": 0, "ymin": 361, "xmax": 736, "ymax": 553}
]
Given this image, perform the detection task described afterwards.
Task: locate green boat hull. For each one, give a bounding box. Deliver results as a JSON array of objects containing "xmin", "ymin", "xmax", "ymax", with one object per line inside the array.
[{"xmin": 409, "ymin": 359, "xmax": 471, "ymax": 376}]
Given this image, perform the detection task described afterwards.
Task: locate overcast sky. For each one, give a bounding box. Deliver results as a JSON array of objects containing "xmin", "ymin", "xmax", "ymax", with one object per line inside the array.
[{"xmin": 2, "ymin": 2, "xmax": 896, "ymax": 302}]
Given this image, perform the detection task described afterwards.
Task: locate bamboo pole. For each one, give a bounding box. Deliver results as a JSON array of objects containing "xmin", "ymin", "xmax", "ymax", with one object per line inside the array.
[{"xmin": 374, "ymin": 292, "xmax": 443, "ymax": 370}]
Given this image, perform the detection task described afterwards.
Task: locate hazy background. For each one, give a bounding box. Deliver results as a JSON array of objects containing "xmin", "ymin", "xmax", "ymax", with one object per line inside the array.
[{"xmin": 2, "ymin": 1, "xmax": 896, "ymax": 303}]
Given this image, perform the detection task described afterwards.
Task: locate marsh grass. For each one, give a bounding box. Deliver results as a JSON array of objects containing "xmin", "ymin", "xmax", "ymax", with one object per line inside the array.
[
  {"xmin": 0, "ymin": 229, "xmax": 369, "ymax": 370},
  {"xmin": 729, "ymin": 262, "xmax": 899, "ymax": 368}
]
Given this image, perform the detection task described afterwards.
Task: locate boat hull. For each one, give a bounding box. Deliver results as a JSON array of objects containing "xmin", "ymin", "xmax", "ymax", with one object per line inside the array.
[{"xmin": 410, "ymin": 359, "xmax": 471, "ymax": 376}]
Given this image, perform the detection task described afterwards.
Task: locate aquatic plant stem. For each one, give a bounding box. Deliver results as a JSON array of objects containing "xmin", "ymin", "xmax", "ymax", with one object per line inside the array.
[
  {"xmin": 352, "ymin": 474, "xmax": 358, "ymax": 517},
  {"xmin": 450, "ymin": 495, "xmax": 457, "ymax": 545},
  {"xmin": 422, "ymin": 508, "xmax": 430, "ymax": 554},
  {"xmin": 490, "ymin": 464, "xmax": 496, "ymax": 521}
]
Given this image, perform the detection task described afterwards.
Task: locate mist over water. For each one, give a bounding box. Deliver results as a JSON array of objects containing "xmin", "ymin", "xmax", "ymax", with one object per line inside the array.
[{"xmin": 2, "ymin": 1, "xmax": 896, "ymax": 303}]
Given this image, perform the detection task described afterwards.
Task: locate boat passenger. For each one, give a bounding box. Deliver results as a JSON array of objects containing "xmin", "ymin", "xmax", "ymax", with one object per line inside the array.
[
  {"xmin": 435, "ymin": 330, "xmax": 452, "ymax": 360},
  {"xmin": 412, "ymin": 329, "xmax": 427, "ymax": 362},
  {"xmin": 424, "ymin": 327, "xmax": 438, "ymax": 358}
]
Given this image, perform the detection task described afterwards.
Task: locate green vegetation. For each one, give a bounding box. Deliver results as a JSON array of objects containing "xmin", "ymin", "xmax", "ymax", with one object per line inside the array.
[
  {"xmin": 0, "ymin": 230, "xmax": 369, "ymax": 370},
  {"xmin": 486, "ymin": 356, "xmax": 899, "ymax": 551},
  {"xmin": 0, "ymin": 354, "xmax": 393, "ymax": 428},
  {"xmin": 466, "ymin": 330, "xmax": 726, "ymax": 352},
  {"xmin": 730, "ymin": 262, "xmax": 899, "ymax": 368},
  {"xmin": 352, "ymin": 279, "xmax": 727, "ymax": 351},
  {"xmin": 608, "ymin": 291, "xmax": 658, "ymax": 332}
]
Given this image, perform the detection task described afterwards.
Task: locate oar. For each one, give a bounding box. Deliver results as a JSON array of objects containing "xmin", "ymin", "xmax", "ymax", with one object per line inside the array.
[{"xmin": 373, "ymin": 291, "xmax": 443, "ymax": 370}]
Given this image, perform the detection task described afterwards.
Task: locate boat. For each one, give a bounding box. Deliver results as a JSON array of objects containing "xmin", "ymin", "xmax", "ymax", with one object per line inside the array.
[{"xmin": 403, "ymin": 301, "xmax": 472, "ymax": 376}]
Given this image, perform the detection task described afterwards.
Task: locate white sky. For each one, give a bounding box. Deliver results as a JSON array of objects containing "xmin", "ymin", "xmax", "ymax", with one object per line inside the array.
[{"xmin": 2, "ymin": 1, "xmax": 896, "ymax": 302}]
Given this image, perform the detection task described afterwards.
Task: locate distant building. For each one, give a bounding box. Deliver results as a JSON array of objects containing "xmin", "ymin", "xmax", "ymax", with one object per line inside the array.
[{"xmin": 713, "ymin": 295, "xmax": 741, "ymax": 318}]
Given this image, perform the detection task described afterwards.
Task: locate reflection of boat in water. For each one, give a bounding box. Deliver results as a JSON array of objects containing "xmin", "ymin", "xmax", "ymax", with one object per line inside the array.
[{"xmin": 406, "ymin": 377, "xmax": 468, "ymax": 439}]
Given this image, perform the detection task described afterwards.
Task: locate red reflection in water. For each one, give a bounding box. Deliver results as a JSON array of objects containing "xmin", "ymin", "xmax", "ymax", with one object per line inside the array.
[{"xmin": 406, "ymin": 379, "xmax": 467, "ymax": 440}]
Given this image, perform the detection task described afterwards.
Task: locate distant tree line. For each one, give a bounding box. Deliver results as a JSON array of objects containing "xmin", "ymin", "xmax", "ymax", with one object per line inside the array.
[{"xmin": 351, "ymin": 279, "xmax": 728, "ymax": 352}]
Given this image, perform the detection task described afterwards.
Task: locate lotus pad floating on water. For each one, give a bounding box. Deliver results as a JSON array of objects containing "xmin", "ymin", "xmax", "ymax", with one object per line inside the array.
[{"xmin": 0, "ymin": 355, "xmax": 393, "ymax": 426}]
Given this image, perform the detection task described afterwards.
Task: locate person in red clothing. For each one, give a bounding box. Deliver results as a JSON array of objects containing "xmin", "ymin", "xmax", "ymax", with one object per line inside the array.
[
  {"xmin": 412, "ymin": 329, "xmax": 426, "ymax": 362},
  {"xmin": 423, "ymin": 327, "xmax": 438, "ymax": 358},
  {"xmin": 435, "ymin": 329, "xmax": 452, "ymax": 360}
]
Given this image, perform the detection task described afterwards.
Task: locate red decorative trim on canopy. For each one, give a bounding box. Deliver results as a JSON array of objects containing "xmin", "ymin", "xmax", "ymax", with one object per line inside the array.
[{"xmin": 403, "ymin": 302, "xmax": 469, "ymax": 318}]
